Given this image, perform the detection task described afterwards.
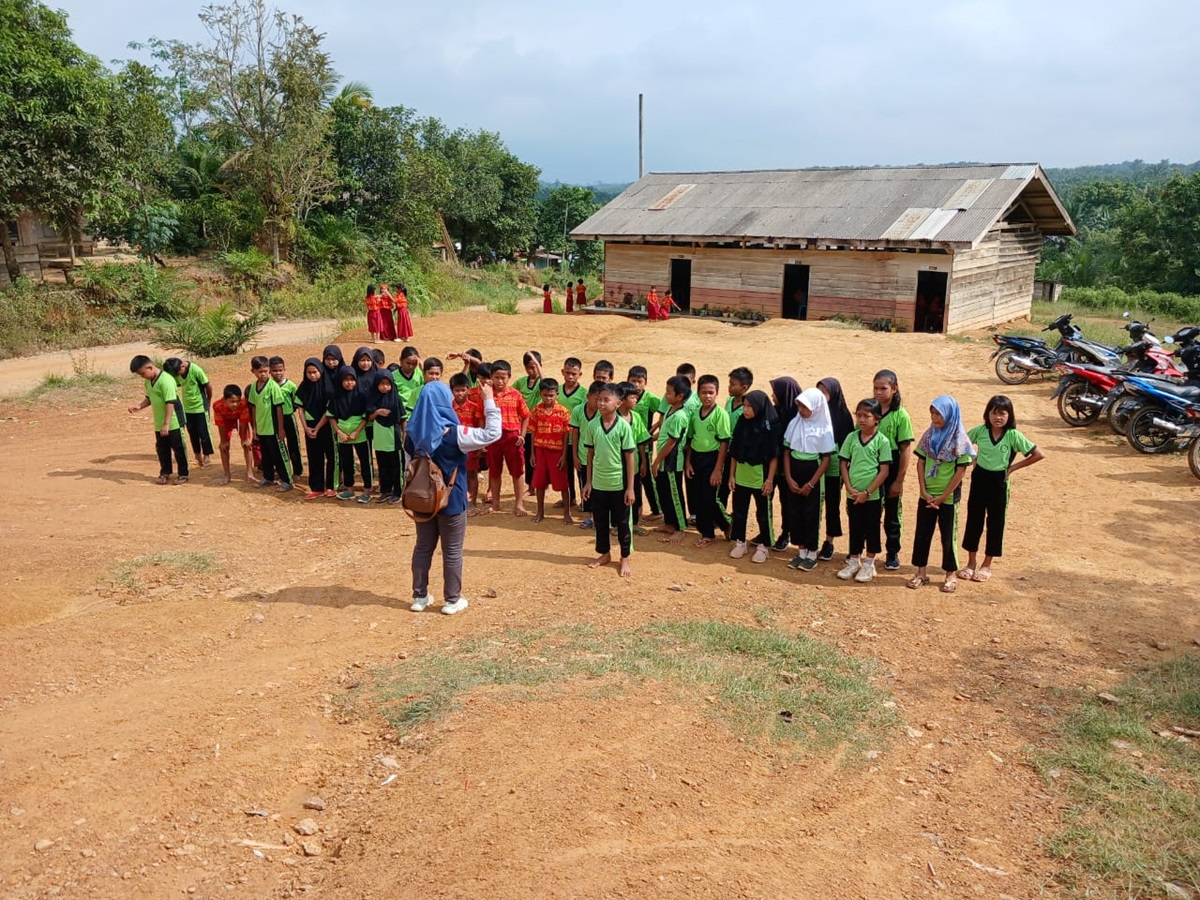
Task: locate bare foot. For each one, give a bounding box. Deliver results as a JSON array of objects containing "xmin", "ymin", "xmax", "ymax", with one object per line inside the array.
[
  {"xmin": 645, "ymin": 513, "xmax": 664, "ymax": 521},
  {"xmin": 219, "ymin": 475, "xmax": 231, "ymax": 485},
  {"xmin": 563, "ymin": 514, "xmax": 574, "ymax": 525},
  {"xmin": 588, "ymin": 553, "xmax": 611, "ymax": 569},
  {"xmin": 245, "ymin": 475, "xmax": 257, "ymax": 484},
  {"xmin": 695, "ymin": 537, "xmax": 715, "ymax": 548},
  {"xmin": 652, "ymin": 524, "xmax": 674, "ymax": 534},
  {"xmin": 660, "ymin": 531, "xmax": 687, "ymax": 544},
  {"xmin": 532, "ymin": 513, "xmax": 544, "ymax": 523},
  {"xmin": 619, "ymin": 558, "xmax": 632, "ymax": 578},
  {"xmin": 514, "ymin": 507, "xmax": 529, "ymax": 518}
]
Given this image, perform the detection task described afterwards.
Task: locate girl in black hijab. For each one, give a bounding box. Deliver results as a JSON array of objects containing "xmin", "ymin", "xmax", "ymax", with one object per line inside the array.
[
  {"xmin": 769, "ymin": 376, "xmax": 802, "ymax": 551},
  {"xmin": 329, "ymin": 365, "xmax": 374, "ymax": 502},
  {"xmin": 727, "ymin": 390, "xmax": 781, "ymax": 563},
  {"xmin": 817, "ymin": 377, "xmax": 855, "ymax": 560},
  {"xmin": 321, "ymin": 345, "xmax": 345, "ymax": 395},
  {"xmin": 296, "ymin": 357, "xmax": 336, "ymax": 498},
  {"xmin": 367, "ymin": 369, "xmax": 407, "ymax": 503}
]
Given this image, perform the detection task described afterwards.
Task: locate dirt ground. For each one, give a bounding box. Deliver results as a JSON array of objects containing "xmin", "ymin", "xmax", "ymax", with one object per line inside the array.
[{"xmin": 1, "ymin": 300, "xmax": 1198, "ymax": 899}]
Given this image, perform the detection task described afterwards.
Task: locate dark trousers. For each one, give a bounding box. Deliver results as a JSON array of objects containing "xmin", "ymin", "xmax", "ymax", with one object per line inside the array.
[
  {"xmin": 524, "ymin": 433, "xmax": 535, "ymax": 485},
  {"xmin": 823, "ymin": 473, "xmax": 843, "ymax": 539},
  {"xmin": 155, "ymin": 430, "xmax": 189, "ymax": 477},
  {"xmin": 912, "ymin": 498, "xmax": 959, "ymax": 572},
  {"xmin": 882, "ymin": 475, "xmax": 903, "ymax": 556},
  {"xmin": 259, "ymin": 432, "xmax": 290, "ymax": 484},
  {"xmin": 304, "ymin": 422, "xmax": 336, "ymax": 493},
  {"xmin": 775, "ymin": 480, "xmax": 793, "ymax": 546},
  {"xmin": 338, "ymin": 442, "xmax": 373, "ymax": 489},
  {"xmin": 656, "ymin": 468, "xmax": 687, "ymax": 530},
  {"xmin": 787, "ymin": 458, "xmax": 823, "ymax": 551},
  {"xmin": 591, "ymin": 489, "xmax": 632, "ymax": 558},
  {"xmin": 716, "ymin": 457, "xmax": 732, "ymax": 513},
  {"xmin": 412, "ymin": 512, "xmax": 467, "ymax": 602},
  {"xmin": 282, "ymin": 416, "xmax": 304, "ymax": 477},
  {"xmin": 688, "ymin": 450, "xmax": 729, "ymax": 539},
  {"xmin": 576, "ymin": 464, "xmax": 592, "ymax": 513},
  {"xmin": 184, "ymin": 412, "xmax": 213, "ymax": 457},
  {"xmin": 566, "ymin": 457, "xmax": 577, "ymax": 507},
  {"xmin": 731, "ymin": 484, "xmax": 773, "ymax": 545},
  {"xmin": 847, "ymin": 497, "xmax": 883, "ymax": 556},
  {"xmin": 962, "ymin": 468, "xmax": 1008, "ymax": 557},
  {"xmin": 377, "ymin": 448, "xmax": 402, "ymax": 496},
  {"xmin": 634, "ymin": 466, "xmax": 657, "ymax": 520}
]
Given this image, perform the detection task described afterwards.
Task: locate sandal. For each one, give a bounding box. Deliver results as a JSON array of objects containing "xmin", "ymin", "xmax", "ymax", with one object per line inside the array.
[
  {"xmin": 971, "ymin": 568, "xmax": 992, "ymax": 583},
  {"xmin": 957, "ymin": 567, "xmax": 975, "ymax": 580},
  {"xmin": 176, "ymin": 476, "xmax": 188, "ymax": 485},
  {"xmin": 906, "ymin": 575, "xmax": 930, "ymax": 590},
  {"xmin": 155, "ymin": 475, "xmax": 169, "ymax": 485},
  {"xmin": 941, "ymin": 577, "xmax": 958, "ymax": 594}
]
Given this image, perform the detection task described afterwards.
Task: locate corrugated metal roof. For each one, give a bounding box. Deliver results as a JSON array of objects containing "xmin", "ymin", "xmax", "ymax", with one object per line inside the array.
[{"xmin": 572, "ymin": 164, "xmax": 1075, "ymax": 248}]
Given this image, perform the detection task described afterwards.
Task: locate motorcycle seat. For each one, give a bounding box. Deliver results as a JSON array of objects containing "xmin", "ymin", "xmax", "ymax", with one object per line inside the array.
[{"xmin": 1156, "ymin": 383, "xmax": 1200, "ymax": 401}]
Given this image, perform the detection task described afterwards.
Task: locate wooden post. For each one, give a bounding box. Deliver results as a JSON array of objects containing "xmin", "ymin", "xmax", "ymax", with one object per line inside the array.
[{"xmin": 638, "ymin": 93, "xmax": 644, "ymax": 179}]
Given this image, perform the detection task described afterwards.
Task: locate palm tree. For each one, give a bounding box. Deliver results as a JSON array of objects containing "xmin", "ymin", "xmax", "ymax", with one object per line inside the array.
[{"xmin": 333, "ymin": 81, "xmax": 373, "ymax": 110}]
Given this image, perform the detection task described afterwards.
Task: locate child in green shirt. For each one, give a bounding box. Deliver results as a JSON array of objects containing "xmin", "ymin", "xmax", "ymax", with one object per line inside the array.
[
  {"xmin": 570, "ymin": 381, "xmax": 603, "ymax": 527},
  {"xmin": 873, "ymin": 369, "xmax": 914, "ymax": 570},
  {"xmin": 837, "ymin": 399, "xmax": 893, "ymax": 582},
  {"xmin": 617, "ymin": 382, "xmax": 653, "ymax": 534},
  {"xmin": 627, "ymin": 365, "xmax": 661, "ymax": 518},
  {"xmin": 128, "ymin": 354, "xmax": 189, "ymax": 484},
  {"xmin": 583, "ymin": 384, "xmax": 637, "ymax": 577},
  {"xmin": 727, "ymin": 390, "xmax": 779, "ymax": 562},
  {"xmin": 270, "ymin": 356, "xmax": 304, "ymax": 479},
  {"xmin": 247, "ymin": 356, "xmax": 293, "ymax": 491},
  {"xmin": 685, "ymin": 374, "xmax": 732, "ymax": 547},
  {"xmin": 164, "ymin": 357, "xmax": 213, "ymax": 467},
  {"xmin": 650, "ymin": 375, "xmax": 692, "ymax": 542},
  {"xmin": 908, "ymin": 396, "xmax": 975, "ymax": 592}
]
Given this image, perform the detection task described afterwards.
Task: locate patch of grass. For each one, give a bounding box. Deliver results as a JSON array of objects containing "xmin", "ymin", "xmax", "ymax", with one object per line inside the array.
[
  {"xmin": 111, "ymin": 550, "xmax": 218, "ymax": 589},
  {"xmin": 1036, "ymin": 656, "xmax": 1200, "ymax": 897},
  {"xmin": 23, "ymin": 353, "xmax": 117, "ymax": 402},
  {"xmin": 486, "ymin": 296, "xmax": 520, "ymax": 315},
  {"xmin": 1003, "ymin": 300, "xmax": 1189, "ymax": 350},
  {"xmin": 0, "ymin": 279, "xmax": 137, "ymax": 359},
  {"xmin": 373, "ymin": 621, "xmax": 897, "ymax": 753}
]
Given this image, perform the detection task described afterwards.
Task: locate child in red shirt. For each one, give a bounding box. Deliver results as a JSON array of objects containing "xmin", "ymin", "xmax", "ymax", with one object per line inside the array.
[
  {"xmin": 377, "ymin": 284, "xmax": 397, "ymax": 342},
  {"xmin": 646, "ymin": 286, "xmax": 660, "ymax": 321},
  {"xmin": 394, "ymin": 283, "xmax": 414, "ymax": 341},
  {"xmin": 565, "ymin": 282, "xmax": 574, "ymax": 314},
  {"xmin": 660, "ymin": 289, "xmax": 681, "ymax": 320},
  {"xmin": 450, "ymin": 373, "xmax": 484, "ymax": 509},
  {"xmin": 576, "ymin": 280, "xmax": 587, "ymax": 308},
  {"xmin": 542, "ymin": 283, "xmax": 553, "ymax": 314},
  {"xmin": 529, "ymin": 377, "xmax": 573, "ymax": 524},
  {"xmin": 365, "ymin": 285, "xmax": 382, "ymax": 342},
  {"xmin": 486, "ymin": 359, "xmax": 531, "ymax": 516},
  {"xmin": 213, "ymin": 384, "xmax": 255, "ymax": 484}
]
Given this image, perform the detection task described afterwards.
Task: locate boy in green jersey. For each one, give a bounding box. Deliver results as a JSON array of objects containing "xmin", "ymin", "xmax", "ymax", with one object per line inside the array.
[
  {"xmin": 651, "ymin": 375, "xmax": 692, "ymax": 542},
  {"xmin": 627, "ymin": 365, "xmax": 662, "ymax": 518},
  {"xmin": 514, "ymin": 351, "xmax": 544, "ymax": 485},
  {"xmin": 246, "ymin": 356, "xmax": 293, "ymax": 491},
  {"xmin": 837, "ymin": 399, "xmax": 893, "ymax": 582},
  {"xmin": 558, "ymin": 357, "xmax": 587, "ymax": 508},
  {"xmin": 129, "ymin": 354, "xmax": 189, "ymax": 484},
  {"xmin": 617, "ymin": 382, "xmax": 653, "ymax": 533},
  {"xmin": 269, "ymin": 356, "xmax": 303, "ymax": 478},
  {"xmin": 163, "ymin": 357, "xmax": 213, "ymax": 467},
  {"xmin": 685, "ymin": 374, "xmax": 732, "ymax": 546},
  {"xmin": 583, "ymin": 384, "xmax": 637, "ymax": 578},
  {"xmin": 720, "ymin": 366, "xmax": 754, "ymax": 509},
  {"xmin": 873, "ymin": 369, "xmax": 914, "ymax": 570},
  {"xmin": 570, "ymin": 381, "xmax": 603, "ymax": 526}
]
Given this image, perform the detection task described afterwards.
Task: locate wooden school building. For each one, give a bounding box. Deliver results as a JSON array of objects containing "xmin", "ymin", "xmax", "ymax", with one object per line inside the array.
[{"xmin": 571, "ymin": 164, "xmax": 1075, "ymax": 333}]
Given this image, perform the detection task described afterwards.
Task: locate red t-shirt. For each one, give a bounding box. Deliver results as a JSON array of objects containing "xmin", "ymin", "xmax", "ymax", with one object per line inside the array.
[
  {"xmin": 454, "ymin": 397, "xmax": 481, "ymax": 428},
  {"xmin": 214, "ymin": 398, "xmax": 251, "ymax": 431},
  {"xmin": 492, "ymin": 387, "xmax": 530, "ymax": 433},
  {"xmin": 577, "ymin": 283, "xmax": 587, "ymax": 304},
  {"xmin": 529, "ymin": 402, "xmax": 571, "ymax": 449}
]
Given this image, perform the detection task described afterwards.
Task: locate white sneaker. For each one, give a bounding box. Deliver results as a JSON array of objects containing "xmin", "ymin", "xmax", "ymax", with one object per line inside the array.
[
  {"xmin": 442, "ymin": 597, "xmax": 469, "ymax": 616},
  {"xmin": 410, "ymin": 594, "xmax": 433, "ymax": 612},
  {"xmin": 837, "ymin": 557, "xmax": 862, "ymax": 580},
  {"xmin": 855, "ymin": 559, "xmax": 876, "ymax": 583},
  {"xmin": 751, "ymin": 544, "xmax": 770, "ymax": 564},
  {"xmin": 729, "ymin": 540, "xmax": 748, "ymax": 559}
]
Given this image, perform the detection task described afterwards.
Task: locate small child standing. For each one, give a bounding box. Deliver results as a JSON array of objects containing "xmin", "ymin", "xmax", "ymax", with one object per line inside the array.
[
  {"xmin": 514, "ymin": 350, "xmax": 544, "ymax": 487},
  {"xmin": 727, "ymin": 390, "xmax": 779, "ymax": 562},
  {"xmin": 960, "ymin": 395, "xmax": 1044, "ymax": 582},
  {"xmin": 646, "ymin": 286, "xmax": 660, "ymax": 321},
  {"xmin": 685, "ymin": 374, "xmax": 732, "ymax": 547},
  {"xmin": 246, "ymin": 356, "xmax": 292, "ymax": 491},
  {"xmin": 576, "ymin": 279, "xmax": 587, "ymax": 308},
  {"xmin": 394, "ymin": 346, "xmax": 424, "ymax": 416},
  {"xmin": 570, "ymin": 381, "xmax": 603, "ymax": 527},
  {"xmin": 543, "ymin": 283, "xmax": 553, "ymax": 314},
  {"xmin": 873, "ymin": 369, "xmax": 914, "ymax": 570},
  {"xmin": 330, "ymin": 366, "xmax": 373, "ymax": 503},
  {"xmin": 583, "ymin": 384, "xmax": 637, "ymax": 578},
  {"xmin": 450, "ymin": 373, "xmax": 483, "ymax": 509},
  {"xmin": 565, "ymin": 280, "xmax": 574, "ymax": 313},
  {"xmin": 908, "ymin": 396, "xmax": 975, "ymax": 592},
  {"xmin": 365, "ymin": 285, "xmax": 382, "ymax": 343},
  {"xmin": 783, "ymin": 388, "xmax": 836, "ymax": 571},
  {"xmin": 660, "ymin": 289, "xmax": 681, "ymax": 320},
  {"xmin": 295, "ymin": 359, "xmax": 335, "ymax": 499},
  {"xmin": 837, "ymin": 399, "xmax": 892, "ymax": 583},
  {"xmin": 486, "ymin": 360, "xmax": 532, "ymax": 516},
  {"xmin": 651, "ymin": 375, "xmax": 692, "ymax": 542},
  {"xmin": 164, "ymin": 357, "xmax": 213, "ymax": 468},
  {"xmin": 528, "ymin": 377, "xmax": 572, "ymax": 524},
  {"xmin": 616, "ymin": 382, "xmax": 652, "ymax": 533},
  {"xmin": 394, "ymin": 283, "xmax": 414, "ymax": 341},
  {"xmin": 368, "ymin": 370, "xmax": 407, "ymax": 503},
  {"xmin": 721, "ymin": 367, "xmax": 754, "ymax": 512},
  {"xmin": 270, "ymin": 356, "xmax": 303, "ymax": 478},
  {"xmin": 377, "ymin": 283, "xmax": 397, "ymax": 342},
  {"xmin": 213, "ymin": 384, "xmax": 254, "ymax": 484},
  {"xmin": 816, "ymin": 377, "xmax": 855, "ymax": 562},
  {"xmin": 128, "ymin": 354, "xmax": 188, "ymax": 484}
]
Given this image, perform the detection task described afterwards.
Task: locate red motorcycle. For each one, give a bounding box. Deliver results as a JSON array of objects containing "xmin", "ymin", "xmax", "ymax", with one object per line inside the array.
[{"xmin": 1052, "ymin": 349, "xmax": 1184, "ymax": 427}]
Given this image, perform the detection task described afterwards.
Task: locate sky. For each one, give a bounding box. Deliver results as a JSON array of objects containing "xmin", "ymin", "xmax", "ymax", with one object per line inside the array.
[{"xmin": 51, "ymin": 0, "xmax": 1200, "ymax": 184}]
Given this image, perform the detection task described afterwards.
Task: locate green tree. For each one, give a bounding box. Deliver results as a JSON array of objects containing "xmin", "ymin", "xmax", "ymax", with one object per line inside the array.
[
  {"xmin": 536, "ymin": 184, "xmax": 602, "ymax": 273},
  {"xmin": 1116, "ymin": 173, "xmax": 1200, "ymax": 296}
]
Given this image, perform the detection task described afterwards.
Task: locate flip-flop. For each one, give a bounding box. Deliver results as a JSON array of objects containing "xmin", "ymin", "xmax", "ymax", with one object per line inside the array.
[
  {"xmin": 906, "ymin": 575, "xmax": 929, "ymax": 590},
  {"xmin": 957, "ymin": 567, "xmax": 975, "ymax": 580},
  {"xmin": 941, "ymin": 578, "xmax": 958, "ymax": 594},
  {"xmin": 155, "ymin": 475, "xmax": 169, "ymax": 485},
  {"xmin": 176, "ymin": 476, "xmax": 188, "ymax": 485},
  {"xmin": 972, "ymin": 568, "xmax": 992, "ymax": 582}
]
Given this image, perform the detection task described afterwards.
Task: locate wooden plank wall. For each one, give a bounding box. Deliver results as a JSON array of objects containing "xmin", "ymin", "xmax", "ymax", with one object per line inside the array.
[
  {"xmin": 946, "ymin": 226, "xmax": 1041, "ymax": 332},
  {"xmin": 603, "ymin": 243, "xmax": 945, "ymax": 329}
]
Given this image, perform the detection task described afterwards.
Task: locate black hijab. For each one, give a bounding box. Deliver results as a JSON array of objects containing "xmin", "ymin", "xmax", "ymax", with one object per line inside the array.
[
  {"xmin": 770, "ymin": 376, "xmax": 802, "ymax": 430},
  {"xmin": 818, "ymin": 377, "xmax": 855, "ymax": 445},
  {"xmin": 729, "ymin": 390, "xmax": 781, "ymax": 466},
  {"xmin": 321, "ymin": 344, "xmax": 345, "ymax": 393},
  {"xmin": 352, "ymin": 346, "xmax": 378, "ymax": 401},
  {"xmin": 329, "ymin": 365, "xmax": 368, "ymax": 420},
  {"xmin": 296, "ymin": 357, "xmax": 329, "ymax": 419},
  {"xmin": 368, "ymin": 369, "xmax": 407, "ymax": 425}
]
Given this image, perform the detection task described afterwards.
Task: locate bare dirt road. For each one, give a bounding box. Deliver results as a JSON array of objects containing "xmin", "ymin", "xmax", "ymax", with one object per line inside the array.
[{"xmin": 1, "ymin": 307, "xmax": 1197, "ymax": 899}]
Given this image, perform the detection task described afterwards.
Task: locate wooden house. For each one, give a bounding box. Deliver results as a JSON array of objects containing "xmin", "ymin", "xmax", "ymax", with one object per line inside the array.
[
  {"xmin": 1, "ymin": 211, "xmax": 98, "ymax": 287},
  {"xmin": 571, "ymin": 165, "xmax": 1075, "ymax": 333}
]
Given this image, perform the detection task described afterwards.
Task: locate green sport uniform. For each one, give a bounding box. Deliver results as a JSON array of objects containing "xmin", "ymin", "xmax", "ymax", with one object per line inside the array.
[
  {"xmin": 660, "ymin": 391, "xmax": 700, "ymax": 418},
  {"xmin": 634, "ymin": 389, "xmax": 661, "ymax": 432},
  {"xmin": 839, "ymin": 430, "xmax": 893, "ymax": 500},
  {"xmin": 276, "ymin": 378, "xmax": 298, "ymax": 416},
  {"xmin": 584, "ymin": 415, "xmax": 636, "ymax": 491},
  {"xmin": 725, "ymin": 396, "xmax": 746, "ymax": 425},
  {"xmin": 967, "ymin": 425, "xmax": 1036, "ymax": 472},
  {"xmin": 569, "ymin": 403, "xmax": 599, "ymax": 453},
  {"xmin": 915, "ymin": 448, "xmax": 973, "ymax": 501},
  {"xmin": 247, "ymin": 379, "xmax": 285, "ymax": 436},
  {"xmin": 513, "ymin": 375, "xmax": 544, "ymax": 411},
  {"xmin": 624, "ymin": 410, "xmax": 651, "ymax": 447},
  {"xmin": 373, "ymin": 418, "xmax": 397, "ymax": 453},
  {"xmin": 394, "ymin": 369, "xmax": 424, "ymax": 416},
  {"xmin": 656, "ymin": 406, "xmax": 690, "ymax": 471},
  {"xmin": 559, "ymin": 383, "xmax": 587, "ymax": 415},
  {"xmin": 146, "ymin": 372, "xmax": 181, "ymax": 431},
  {"xmin": 179, "ymin": 363, "xmax": 209, "ymax": 415},
  {"xmin": 334, "ymin": 415, "xmax": 368, "ymax": 444},
  {"xmin": 688, "ymin": 405, "xmax": 731, "ymax": 453},
  {"xmin": 878, "ymin": 407, "xmax": 914, "ymax": 477}
]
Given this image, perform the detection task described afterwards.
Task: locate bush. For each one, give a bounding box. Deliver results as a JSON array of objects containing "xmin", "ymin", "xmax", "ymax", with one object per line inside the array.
[
  {"xmin": 0, "ymin": 278, "xmax": 132, "ymax": 359},
  {"xmin": 1059, "ymin": 286, "xmax": 1200, "ymax": 322},
  {"xmin": 219, "ymin": 248, "xmax": 276, "ymax": 297},
  {"xmin": 264, "ymin": 269, "xmax": 366, "ymax": 319},
  {"xmin": 77, "ymin": 261, "xmax": 189, "ymax": 320},
  {"xmin": 151, "ymin": 303, "xmax": 271, "ymax": 357},
  {"xmin": 487, "ymin": 296, "xmax": 519, "ymax": 315}
]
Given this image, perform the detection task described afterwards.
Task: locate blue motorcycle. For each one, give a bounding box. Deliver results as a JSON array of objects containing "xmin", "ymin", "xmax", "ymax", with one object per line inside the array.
[
  {"xmin": 992, "ymin": 313, "xmax": 1120, "ymax": 385},
  {"xmin": 1123, "ymin": 376, "xmax": 1200, "ymax": 454}
]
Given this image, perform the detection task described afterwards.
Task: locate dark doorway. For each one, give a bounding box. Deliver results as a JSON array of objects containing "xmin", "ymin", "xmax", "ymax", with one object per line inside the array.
[
  {"xmin": 670, "ymin": 259, "xmax": 692, "ymax": 312},
  {"xmin": 781, "ymin": 264, "xmax": 810, "ymax": 320},
  {"xmin": 914, "ymin": 271, "xmax": 949, "ymax": 333}
]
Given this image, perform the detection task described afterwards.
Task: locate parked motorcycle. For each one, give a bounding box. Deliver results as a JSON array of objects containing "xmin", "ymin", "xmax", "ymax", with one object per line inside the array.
[
  {"xmin": 991, "ymin": 314, "xmax": 1120, "ymax": 384},
  {"xmin": 1123, "ymin": 377, "xmax": 1200, "ymax": 454},
  {"xmin": 1109, "ymin": 327, "xmax": 1200, "ymax": 435}
]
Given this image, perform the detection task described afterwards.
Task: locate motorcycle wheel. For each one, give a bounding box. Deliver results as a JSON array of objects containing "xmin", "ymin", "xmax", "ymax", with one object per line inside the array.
[
  {"xmin": 1057, "ymin": 381, "xmax": 1103, "ymax": 426},
  {"xmin": 1126, "ymin": 405, "xmax": 1186, "ymax": 454},
  {"xmin": 1189, "ymin": 436, "xmax": 1200, "ymax": 480},
  {"xmin": 994, "ymin": 349, "xmax": 1032, "ymax": 385},
  {"xmin": 1108, "ymin": 395, "xmax": 1140, "ymax": 435}
]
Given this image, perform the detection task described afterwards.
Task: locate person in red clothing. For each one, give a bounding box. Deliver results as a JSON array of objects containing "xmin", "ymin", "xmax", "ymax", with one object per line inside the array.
[
  {"xmin": 365, "ymin": 285, "xmax": 382, "ymax": 342},
  {"xmin": 485, "ymin": 359, "xmax": 532, "ymax": 516},
  {"xmin": 660, "ymin": 289, "xmax": 681, "ymax": 320},
  {"xmin": 528, "ymin": 377, "xmax": 573, "ymax": 524},
  {"xmin": 646, "ymin": 286, "xmax": 660, "ymax": 321},
  {"xmin": 213, "ymin": 384, "xmax": 255, "ymax": 484},
  {"xmin": 377, "ymin": 284, "xmax": 397, "ymax": 342},
  {"xmin": 450, "ymin": 372, "xmax": 484, "ymax": 510},
  {"xmin": 576, "ymin": 279, "xmax": 587, "ymax": 308},
  {"xmin": 565, "ymin": 281, "xmax": 574, "ymax": 313},
  {"xmin": 542, "ymin": 283, "xmax": 553, "ymax": 314},
  {"xmin": 394, "ymin": 283, "xmax": 415, "ymax": 341}
]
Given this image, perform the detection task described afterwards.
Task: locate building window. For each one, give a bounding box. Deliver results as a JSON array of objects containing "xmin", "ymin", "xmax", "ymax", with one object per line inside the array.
[{"xmin": 4, "ymin": 221, "xmax": 17, "ymax": 245}]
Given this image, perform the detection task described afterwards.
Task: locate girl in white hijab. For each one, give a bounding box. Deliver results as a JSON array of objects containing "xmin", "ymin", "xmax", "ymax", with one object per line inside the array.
[{"xmin": 783, "ymin": 388, "xmax": 836, "ymax": 571}]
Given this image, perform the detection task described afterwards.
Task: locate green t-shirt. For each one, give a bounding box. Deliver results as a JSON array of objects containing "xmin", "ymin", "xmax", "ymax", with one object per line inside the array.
[
  {"xmin": 634, "ymin": 389, "xmax": 661, "ymax": 432},
  {"xmin": 839, "ymin": 430, "xmax": 893, "ymax": 499},
  {"xmin": 513, "ymin": 375, "xmax": 543, "ymax": 411},
  {"xmin": 725, "ymin": 396, "xmax": 745, "ymax": 426},
  {"xmin": 145, "ymin": 372, "xmax": 181, "ymax": 432},
  {"xmin": 394, "ymin": 369, "xmax": 424, "ymax": 415},
  {"xmin": 374, "ymin": 420, "xmax": 397, "ymax": 453},
  {"xmin": 878, "ymin": 407, "xmax": 914, "ymax": 450},
  {"xmin": 734, "ymin": 461, "xmax": 765, "ymax": 490},
  {"xmin": 656, "ymin": 406, "xmax": 690, "ymax": 472},
  {"xmin": 275, "ymin": 378, "xmax": 298, "ymax": 415},
  {"xmin": 559, "ymin": 383, "xmax": 587, "ymax": 415},
  {"xmin": 569, "ymin": 403, "xmax": 599, "ymax": 451},
  {"xmin": 623, "ymin": 410, "xmax": 651, "ymax": 447},
  {"xmin": 916, "ymin": 448, "xmax": 973, "ymax": 500},
  {"xmin": 968, "ymin": 425, "xmax": 1036, "ymax": 472},
  {"xmin": 179, "ymin": 363, "xmax": 209, "ymax": 415},
  {"xmin": 660, "ymin": 391, "xmax": 700, "ymax": 417},
  {"xmin": 688, "ymin": 404, "xmax": 731, "ymax": 454},
  {"xmin": 584, "ymin": 415, "xmax": 635, "ymax": 492},
  {"xmin": 335, "ymin": 414, "xmax": 367, "ymax": 444},
  {"xmin": 248, "ymin": 378, "xmax": 285, "ymax": 436}
]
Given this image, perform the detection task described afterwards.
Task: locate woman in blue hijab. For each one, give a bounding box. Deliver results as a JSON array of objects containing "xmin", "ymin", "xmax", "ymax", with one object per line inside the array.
[{"xmin": 404, "ymin": 380, "xmax": 501, "ymax": 615}]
